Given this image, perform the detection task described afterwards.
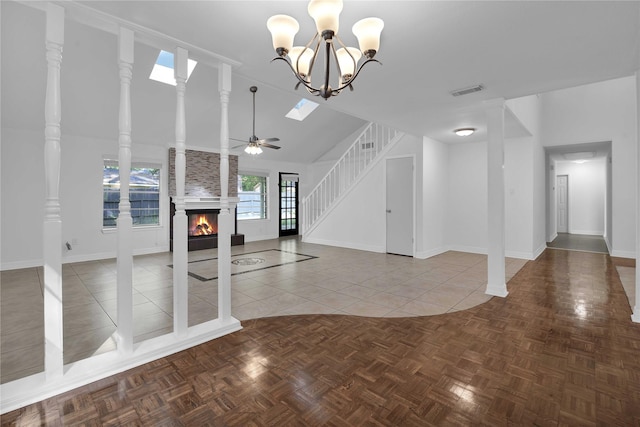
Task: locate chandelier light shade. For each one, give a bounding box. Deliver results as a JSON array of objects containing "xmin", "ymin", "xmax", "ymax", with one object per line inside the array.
[
  {"xmin": 352, "ymin": 18, "xmax": 384, "ymax": 58},
  {"xmin": 288, "ymin": 46, "xmax": 314, "ymax": 77},
  {"xmin": 267, "ymin": 0, "xmax": 383, "ymax": 99},
  {"xmin": 307, "ymin": 0, "xmax": 343, "ymax": 34},
  {"xmin": 266, "ymin": 15, "xmax": 300, "ymax": 55}
]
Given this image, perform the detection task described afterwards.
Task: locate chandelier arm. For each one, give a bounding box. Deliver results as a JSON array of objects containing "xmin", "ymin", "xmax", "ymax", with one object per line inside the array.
[
  {"xmin": 329, "ymin": 37, "xmax": 344, "ymax": 84},
  {"xmin": 305, "ymin": 35, "xmax": 322, "ymax": 81},
  {"xmin": 271, "ymin": 56, "xmax": 322, "ymax": 94},
  {"xmin": 323, "ymin": 39, "xmax": 331, "ymax": 95},
  {"xmin": 331, "ymin": 58, "xmax": 382, "ymax": 94}
]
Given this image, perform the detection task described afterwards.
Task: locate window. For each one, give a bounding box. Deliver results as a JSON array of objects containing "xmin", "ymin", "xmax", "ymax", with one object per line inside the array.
[
  {"xmin": 103, "ymin": 160, "xmax": 161, "ymax": 228},
  {"xmin": 149, "ymin": 50, "xmax": 197, "ymax": 86},
  {"xmin": 237, "ymin": 174, "xmax": 268, "ymax": 220}
]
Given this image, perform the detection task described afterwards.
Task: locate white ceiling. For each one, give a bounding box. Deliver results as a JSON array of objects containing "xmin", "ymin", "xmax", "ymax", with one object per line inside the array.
[{"xmin": 2, "ymin": 1, "xmax": 639, "ymax": 163}]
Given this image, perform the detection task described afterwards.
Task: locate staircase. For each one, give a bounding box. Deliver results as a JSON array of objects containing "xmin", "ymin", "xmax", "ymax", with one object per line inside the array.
[{"xmin": 302, "ymin": 122, "xmax": 403, "ymax": 237}]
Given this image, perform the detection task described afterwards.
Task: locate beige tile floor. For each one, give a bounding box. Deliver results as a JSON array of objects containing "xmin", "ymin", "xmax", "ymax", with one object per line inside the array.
[{"xmin": 0, "ymin": 237, "xmax": 528, "ymax": 384}]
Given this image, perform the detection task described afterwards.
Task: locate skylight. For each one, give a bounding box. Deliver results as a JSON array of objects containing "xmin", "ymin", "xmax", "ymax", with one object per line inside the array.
[
  {"xmin": 149, "ymin": 50, "xmax": 197, "ymax": 86},
  {"xmin": 285, "ymin": 98, "xmax": 319, "ymax": 121}
]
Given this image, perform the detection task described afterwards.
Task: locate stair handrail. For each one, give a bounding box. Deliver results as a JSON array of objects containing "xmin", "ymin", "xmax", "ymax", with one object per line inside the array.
[{"xmin": 302, "ymin": 122, "xmax": 402, "ymax": 234}]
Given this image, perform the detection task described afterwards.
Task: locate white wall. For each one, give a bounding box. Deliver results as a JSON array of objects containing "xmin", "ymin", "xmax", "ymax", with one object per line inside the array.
[
  {"xmin": 1, "ymin": 128, "xmax": 169, "ymax": 270},
  {"xmin": 504, "ymin": 137, "xmax": 535, "ymax": 258},
  {"xmin": 540, "ymin": 76, "xmax": 637, "ymax": 257},
  {"xmin": 416, "ymin": 136, "xmax": 448, "ymax": 258},
  {"xmin": 305, "ymin": 134, "xmax": 421, "ymax": 252},
  {"xmin": 555, "ymin": 159, "xmax": 606, "ymax": 235},
  {"xmin": 507, "ymin": 94, "xmax": 546, "ymax": 258},
  {"xmin": 236, "ymin": 157, "xmax": 308, "ymax": 242},
  {"xmin": 445, "ymin": 141, "xmax": 488, "ymax": 254}
]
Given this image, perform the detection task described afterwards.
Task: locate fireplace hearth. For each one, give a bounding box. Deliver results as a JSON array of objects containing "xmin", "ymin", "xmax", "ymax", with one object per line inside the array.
[{"xmin": 170, "ymin": 199, "xmax": 244, "ymax": 251}]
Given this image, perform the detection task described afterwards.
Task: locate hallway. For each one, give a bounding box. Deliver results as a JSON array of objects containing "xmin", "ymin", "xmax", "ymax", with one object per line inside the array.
[
  {"xmin": 2, "ymin": 248, "xmax": 639, "ymax": 425},
  {"xmin": 547, "ymin": 233, "xmax": 609, "ymax": 254}
]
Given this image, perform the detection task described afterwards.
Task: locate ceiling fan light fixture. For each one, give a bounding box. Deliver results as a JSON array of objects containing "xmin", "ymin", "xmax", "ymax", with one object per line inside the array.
[
  {"xmin": 245, "ymin": 144, "xmax": 263, "ymax": 155},
  {"xmin": 454, "ymin": 128, "xmax": 476, "ymax": 137}
]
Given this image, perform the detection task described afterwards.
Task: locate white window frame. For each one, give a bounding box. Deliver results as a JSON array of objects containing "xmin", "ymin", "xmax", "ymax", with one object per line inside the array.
[
  {"xmin": 103, "ymin": 159, "xmax": 162, "ymax": 229},
  {"xmin": 237, "ymin": 172, "xmax": 269, "ymax": 221}
]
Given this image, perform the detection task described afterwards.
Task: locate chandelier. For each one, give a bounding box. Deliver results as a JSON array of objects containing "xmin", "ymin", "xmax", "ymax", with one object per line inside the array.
[{"xmin": 267, "ymin": 0, "xmax": 383, "ymax": 100}]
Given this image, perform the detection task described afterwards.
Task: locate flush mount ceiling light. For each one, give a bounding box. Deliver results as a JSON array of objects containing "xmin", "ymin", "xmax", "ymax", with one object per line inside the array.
[
  {"xmin": 267, "ymin": 0, "xmax": 383, "ymax": 100},
  {"xmin": 454, "ymin": 128, "xmax": 475, "ymax": 137}
]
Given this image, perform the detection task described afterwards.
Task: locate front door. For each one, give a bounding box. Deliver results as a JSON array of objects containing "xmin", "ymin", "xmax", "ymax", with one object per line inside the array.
[
  {"xmin": 386, "ymin": 157, "xmax": 414, "ymax": 256},
  {"xmin": 279, "ymin": 172, "xmax": 299, "ymax": 236}
]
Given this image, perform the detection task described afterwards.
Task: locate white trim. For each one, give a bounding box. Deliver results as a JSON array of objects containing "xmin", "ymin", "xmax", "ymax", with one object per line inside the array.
[
  {"xmin": 567, "ymin": 230, "xmax": 605, "ymax": 236},
  {"xmin": 610, "ymin": 249, "xmax": 636, "ymax": 258},
  {"xmin": 302, "ymin": 236, "xmax": 385, "ymax": 254},
  {"xmin": 446, "ymin": 244, "xmax": 487, "ymax": 255},
  {"xmin": 547, "ymin": 232, "xmax": 558, "ymax": 243},
  {"xmin": 505, "ymin": 250, "xmax": 536, "ymax": 260},
  {"xmin": 1, "ymin": 247, "xmax": 170, "ymax": 272},
  {"xmin": 415, "ymin": 247, "xmax": 448, "ymax": 260},
  {"xmin": 0, "ymin": 318, "xmax": 242, "ymax": 414},
  {"xmin": 532, "ymin": 243, "xmax": 547, "ymax": 259}
]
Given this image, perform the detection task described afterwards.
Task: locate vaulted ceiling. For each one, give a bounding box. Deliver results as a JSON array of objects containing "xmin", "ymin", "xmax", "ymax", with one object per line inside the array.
[{"xmin": 2, "ymin": 1, "xmax": 639, "ymax": 163}]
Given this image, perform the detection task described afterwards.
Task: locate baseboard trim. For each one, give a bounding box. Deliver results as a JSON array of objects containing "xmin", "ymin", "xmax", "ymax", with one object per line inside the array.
[
  {"xmin": 610, "ymin": 250, "xmax": 636, "ymax": 259},
  {"xmin": 302, "ymin": 236, "xmax": 385, "ymax": 254},
  {"xmin": 1, "ymin": 246, "xmax": 171, "ymax": 271},
  {"xmin": 415, "ymin": 247, "xmax": 448, "ymax": 259}
]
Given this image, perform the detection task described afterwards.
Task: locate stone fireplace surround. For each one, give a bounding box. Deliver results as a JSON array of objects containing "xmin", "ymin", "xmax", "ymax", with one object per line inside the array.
[{"xmin": 168, "ymin": 149, "xmax": 244, "ymax": 251}]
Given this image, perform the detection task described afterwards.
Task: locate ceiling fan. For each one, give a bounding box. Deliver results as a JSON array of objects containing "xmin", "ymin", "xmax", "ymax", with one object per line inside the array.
[{"xmin": 231, "ymin": 86, "xmax": 280, "ymax": 155}]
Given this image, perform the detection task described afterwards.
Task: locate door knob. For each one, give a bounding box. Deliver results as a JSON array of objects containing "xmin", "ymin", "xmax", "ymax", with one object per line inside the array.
[{"xmin": 386, "ymin": 209, "xmax": 391, "ymax": 213}]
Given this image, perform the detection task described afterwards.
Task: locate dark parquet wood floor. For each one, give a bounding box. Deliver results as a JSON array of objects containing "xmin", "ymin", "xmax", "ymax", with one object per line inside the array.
[{"xmin": 3, "ymin": 249, "xmax": 640, "ymax": 426}]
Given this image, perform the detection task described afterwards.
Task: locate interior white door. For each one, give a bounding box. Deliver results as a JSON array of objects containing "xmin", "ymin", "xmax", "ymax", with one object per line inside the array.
[
  {"xmin": 557, "ymin": 175, "xmax": 568, "ymax": 233},
  {"xmin": 386, "ymin": 157, "xmax": 414, "ymax": 256}
]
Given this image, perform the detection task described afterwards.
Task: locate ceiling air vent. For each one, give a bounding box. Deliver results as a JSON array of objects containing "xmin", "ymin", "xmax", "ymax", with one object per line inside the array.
[{"xmin": 450, "ymin": 84, "xmax": 484, "ymax": 97}]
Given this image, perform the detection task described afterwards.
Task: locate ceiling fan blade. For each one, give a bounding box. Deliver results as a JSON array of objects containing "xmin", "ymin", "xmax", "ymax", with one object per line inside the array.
[
  {"xmin": 257, "ymin": 137, "xmax": 280, "ymax": 143},
  {"xmin": 260, "ymin": 143, "xmax": 281, "ymax": 150},
  {"xmin": 230, "ymin": 137, "xmax": 247, "ymax": 143},
  {"xmin": 231, "ymin": 144, "xmax": 248, "ymax": 149}
]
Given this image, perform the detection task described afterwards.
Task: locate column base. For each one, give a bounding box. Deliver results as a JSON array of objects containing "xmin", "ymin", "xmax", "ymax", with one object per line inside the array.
[{"xmin": 485, "ymin": 284, "xmax": 508, "ymax": 298}]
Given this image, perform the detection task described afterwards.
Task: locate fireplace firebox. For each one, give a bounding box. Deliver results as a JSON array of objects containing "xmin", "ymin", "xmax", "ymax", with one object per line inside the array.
[{"xmin": 170, "ymin": 200, "xmax": 244, "ymax": 251}]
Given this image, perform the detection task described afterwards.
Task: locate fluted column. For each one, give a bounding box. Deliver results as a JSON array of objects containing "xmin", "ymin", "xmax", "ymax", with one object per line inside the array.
[
  {"xmin": 116, "ymin": 27, "xmax": 134, "ymax": 354},
  {"xmin": 43, "ymin": 3, "xmax": 65, "ymax": 380},
  {"xmin": 485, "ymin": 98, "xmax": 508, "ymax": 297},
  {"xmin": 173, "ymin": 47, "xmax": 189, "ymax": 336},
  {"xmin": 633, "ymin": 70, "xmax": 640, "ymax": 323},
  {"xmin": 218, "ymin": 63, "xmax": 232, "ymax": 321}
]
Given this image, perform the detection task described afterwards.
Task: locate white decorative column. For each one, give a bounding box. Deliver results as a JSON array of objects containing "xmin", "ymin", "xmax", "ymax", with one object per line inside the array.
[
  {"xmin": 116, "ymin": 27, "xmax": 134, "ymax": 354},
  {"xmin": 633, "ymin": 69, "xmax": 640, "ymax": 323},
  {"xmin": 485, "ymin": 98, "xmax": 508, "ymax": 297},
  {"xmin": 218, "ymin": 63, "xmax": 232, "ymax": 321},
  {"xmin": 173, "ymin": 47, "xmax": 189, "ymax": 337},
  {"xmin": 43, "ymin": 3, "xmax": 65, "ymax": 380}
]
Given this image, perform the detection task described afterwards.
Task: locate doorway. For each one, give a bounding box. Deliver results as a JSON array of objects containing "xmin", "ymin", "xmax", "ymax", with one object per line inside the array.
[
  {"xmin": 279, "ymin": 172, "xmax": 298, "ymax": 237},
  {"xmin": 386, "ymin": 157, "xmax": 414, "ymax": 256}
]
